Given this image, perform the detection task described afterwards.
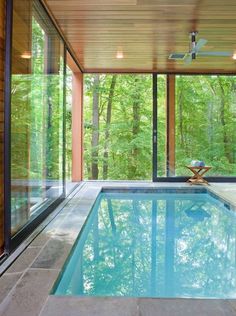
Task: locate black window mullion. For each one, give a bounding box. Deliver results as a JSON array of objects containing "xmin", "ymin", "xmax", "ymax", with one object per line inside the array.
[
  {"xmin": 4, "ymin": 0, "xmax": 13, "ymax": 256},
  {"xmin": 152, "ymin": 73, "xmax": 157, "ymax": 181}
]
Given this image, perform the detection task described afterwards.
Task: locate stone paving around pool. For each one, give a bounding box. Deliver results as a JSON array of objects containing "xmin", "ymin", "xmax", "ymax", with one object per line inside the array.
[{"xmin": 0, "ymin": 181, "xmax": 236, "ymax": 316}]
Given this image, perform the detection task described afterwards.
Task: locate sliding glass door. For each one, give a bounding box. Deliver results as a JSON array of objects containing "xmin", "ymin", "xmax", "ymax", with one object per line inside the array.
[{"xmin": 9, "ymin": 0, "xmax": 65, "ymax": 245}]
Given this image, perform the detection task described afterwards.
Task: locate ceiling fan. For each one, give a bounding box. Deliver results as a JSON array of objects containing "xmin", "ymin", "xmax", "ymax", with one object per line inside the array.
[{"xmin": 169, "ymin": 31, "xmax": 232, "ymax": 64}]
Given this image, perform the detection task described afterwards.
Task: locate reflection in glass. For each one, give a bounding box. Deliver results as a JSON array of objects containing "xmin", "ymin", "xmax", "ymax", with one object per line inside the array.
[
  {"xmin": 55, "ymin": 192, "xmax": 236, "ymax": 298},
  {"xmin": 11, "ymin": 1, "xmax": 64, "ymax": 235}
]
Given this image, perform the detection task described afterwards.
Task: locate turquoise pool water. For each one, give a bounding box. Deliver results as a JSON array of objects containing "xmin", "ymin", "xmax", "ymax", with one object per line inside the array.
[{"xmin": 54, "ymin": 191, "xmax": 236, "ymax": 298}]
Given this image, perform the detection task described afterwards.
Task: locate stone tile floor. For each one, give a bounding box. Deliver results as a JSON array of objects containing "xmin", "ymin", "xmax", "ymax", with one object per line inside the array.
[{"xmin": 0, "ymin": 181, "xmax": 236, "ymax": 316}]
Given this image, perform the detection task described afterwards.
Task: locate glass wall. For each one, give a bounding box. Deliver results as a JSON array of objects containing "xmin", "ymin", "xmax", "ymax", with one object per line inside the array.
[
  {"xmin": 175, "ymin": 75, "xmax": 236, "ymax": 176},
  {"xmin": 155, "ymin": 75, "xmax": 236, "ymax": 179},
  {"xmin": 11, "ymin": 0, "xmax": 65, "ymax": 235},
  {"xmin": 83, "ymin": 74, "xmax": 152, "ymax": 180}
]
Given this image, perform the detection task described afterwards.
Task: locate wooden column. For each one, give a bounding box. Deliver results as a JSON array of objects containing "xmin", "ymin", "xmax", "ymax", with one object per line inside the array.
[
  {"xmin": 0, "ymin": 0, "xmax": 5, "ymax": 253},
  {"xmin": 72, "ymin": 72, "xmax": 83, "ymax": 182},
  {"xmin": 166, "ymin": 75, "xmax": 175, "ymax": 176}
]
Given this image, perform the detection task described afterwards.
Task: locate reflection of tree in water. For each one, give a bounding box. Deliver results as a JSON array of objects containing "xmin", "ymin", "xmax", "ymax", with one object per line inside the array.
[
  {"xmin": 62, "ymin": 193, "xmax": 236, "ymax": 298},
  {"xmin": 174, "ymin": 198, "xmax": 236, "ymax": 297}
]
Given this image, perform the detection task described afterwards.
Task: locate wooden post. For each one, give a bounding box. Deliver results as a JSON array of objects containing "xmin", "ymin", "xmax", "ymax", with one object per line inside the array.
[
  {"xmin": 166, "ymin": 75, "xmax": 175, "ymax": 177},
  {"xmin": 0, "ymin": 0, "xmax": 5, "ymax": 253},
  {"xmin": 72, "ymin": 72, "xmax": 83, "ymax": 182}
]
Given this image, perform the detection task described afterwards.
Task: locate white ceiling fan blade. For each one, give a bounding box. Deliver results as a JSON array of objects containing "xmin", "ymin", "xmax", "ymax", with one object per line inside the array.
[
  {"xmin": 193, "ymin": 39, "xmax": 208, "ymax": 52},
  {"xmin": 168, "ymin": 53, "xmax": 187, "ymax": 60},
  {"xmin": 184, "ymin": 54, "xmax": 192, "ymax": 64},
  {"xmin": 198, "ymin": 51, "xmax": 232, "ymax": 57}
]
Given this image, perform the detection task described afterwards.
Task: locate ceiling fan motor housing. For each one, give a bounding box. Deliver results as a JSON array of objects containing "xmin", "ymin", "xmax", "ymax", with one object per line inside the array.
[{"xmin": 191, "ymin": 31, "xmax": 198, "ymax": 59}]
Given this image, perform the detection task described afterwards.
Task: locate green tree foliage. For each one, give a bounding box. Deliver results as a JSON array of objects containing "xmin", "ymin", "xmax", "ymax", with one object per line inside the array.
[
  {"xmin": 175, "ymin": 75, "xmax": 236, "ymax": 176},
  {"xmin": 84, "ymin": 74, "xmax": 153, "ymax": 180}
]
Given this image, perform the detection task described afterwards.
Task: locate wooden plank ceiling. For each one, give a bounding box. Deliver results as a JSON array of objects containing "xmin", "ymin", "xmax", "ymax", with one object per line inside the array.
[{"xmin": 45, "ymin": 0, "xmax": 236, "ymax": 73}]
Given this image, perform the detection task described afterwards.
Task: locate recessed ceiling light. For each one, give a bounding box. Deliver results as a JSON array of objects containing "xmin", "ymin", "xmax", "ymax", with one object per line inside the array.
[
  {"xmin": 21, "ymin": 52, "xmax": 31, "ymax": 59},
  {"xmin": 116, "ymin": 46, "xmax": 124, "ymax": 59},
  {"xmin": 116, "ymin": 49, "xmax": 124, "ymax": 59}
]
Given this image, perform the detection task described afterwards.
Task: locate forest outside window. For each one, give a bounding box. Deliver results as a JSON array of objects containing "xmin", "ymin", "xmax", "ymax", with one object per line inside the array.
[
  {"xmin": 85, "ymin": 74, "xmax": 236, "ymax": 180},
  {"xmin": 175, "ymin": 75, "xmax": 236, "ymax": 177},
  {"xmin": 155, "ymin": 74, "xmax": 236, "ymax": 178},
  {"xmin": 83, "ymin": 74, "xmax": 153, "ymax": 180}
]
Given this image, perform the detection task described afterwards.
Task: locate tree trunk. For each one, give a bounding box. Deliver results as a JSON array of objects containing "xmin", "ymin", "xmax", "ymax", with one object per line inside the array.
[
  {"xmin": 218, "ymin": 77, "xmax": 233, "ymax": 163},
  {"xmin": 91, "ymin": 74, "xmax": 100, "ymax": 179},
  {"xmin": 103, "ymin": 75, "xmax": 117, "ymax": 179},
  {"xmin": 207, "ymin": 101, "xmax": 214, "ymax": 160},
  {"xmin": 230, "ymin": 80, "xmax": 236, "ymax": 164},
  {"xmin": 129, "ymin": 77, "xmax": 141, "ymax": 178},
  {"xmin": 178, "ymin": 77, "xmax": 185, "ymax": 150}
]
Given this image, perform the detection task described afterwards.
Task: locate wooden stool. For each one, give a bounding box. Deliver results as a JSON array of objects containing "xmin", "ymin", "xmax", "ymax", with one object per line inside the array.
[{"xmin": 186, "ymin": 166, "xmax": 212, "ymax": 185}]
